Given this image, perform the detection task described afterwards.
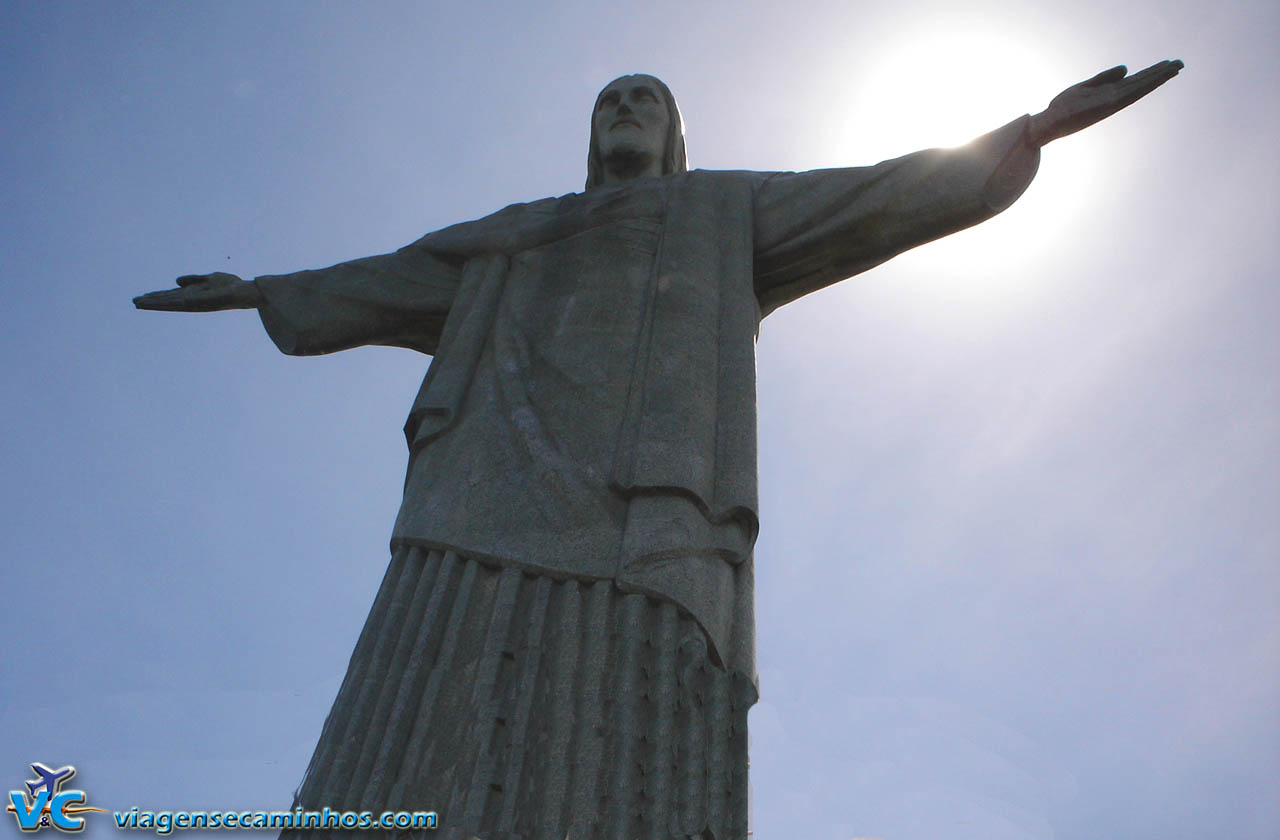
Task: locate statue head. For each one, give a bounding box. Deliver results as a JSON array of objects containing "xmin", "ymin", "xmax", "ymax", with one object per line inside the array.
[{"xmin": 587, "ymin": 74, "xmax": 687, "ymax": 189}]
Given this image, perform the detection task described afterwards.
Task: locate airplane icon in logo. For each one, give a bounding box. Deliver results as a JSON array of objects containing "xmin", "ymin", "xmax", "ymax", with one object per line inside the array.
[{"xmin": 24, "ymin": 765, "xmax": 74, "ymax": 798}]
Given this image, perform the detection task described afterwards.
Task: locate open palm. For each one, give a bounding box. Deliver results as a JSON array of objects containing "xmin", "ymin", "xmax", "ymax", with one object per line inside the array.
[
  {"xmin": 132, "ymin": 272, "xmax": 261, "ymax": 312},
  {"xmin": 1030, "ymin": 60, "xmax": 1183, "ymax": 146}
]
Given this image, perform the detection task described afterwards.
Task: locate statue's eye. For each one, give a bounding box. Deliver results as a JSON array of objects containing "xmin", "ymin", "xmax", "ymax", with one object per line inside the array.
[{"xmin": 598, "ymin": 93, "xmax": 619, "ymax": 110}]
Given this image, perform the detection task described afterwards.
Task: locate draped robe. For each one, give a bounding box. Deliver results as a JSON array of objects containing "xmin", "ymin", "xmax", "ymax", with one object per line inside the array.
[{"xmin": 254, "ymin": 116, "xmax": 1040, "ymax": 690}]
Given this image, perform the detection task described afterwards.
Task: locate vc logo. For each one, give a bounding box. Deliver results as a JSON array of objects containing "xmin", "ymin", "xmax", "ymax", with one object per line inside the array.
[{"xmin": 6, "ymin": 764, "xmax": 106, "ymax": 832}]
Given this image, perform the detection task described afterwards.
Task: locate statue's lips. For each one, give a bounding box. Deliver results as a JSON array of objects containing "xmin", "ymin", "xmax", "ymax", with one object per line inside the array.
[{"xmin": 610, "ymin": 119, "xmax": 642, "ymax": 130}]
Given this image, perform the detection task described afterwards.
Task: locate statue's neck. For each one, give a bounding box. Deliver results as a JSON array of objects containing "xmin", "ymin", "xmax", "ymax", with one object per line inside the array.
[{"xmin": 600, "ymin": 150, "xmax": 663, "ymax": 186}]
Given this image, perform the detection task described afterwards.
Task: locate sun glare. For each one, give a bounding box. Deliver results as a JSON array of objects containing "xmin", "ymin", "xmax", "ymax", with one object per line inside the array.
[{"xmin": 815, "ymin": 26, "xmax": 1102, "ymax": 301}]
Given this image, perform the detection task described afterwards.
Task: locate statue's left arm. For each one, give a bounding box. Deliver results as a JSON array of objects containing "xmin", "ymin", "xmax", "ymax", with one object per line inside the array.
[
  {"xmin": 753, "ymin": 60, "xmax": 1182, "ymax": 315},
  {"xmin": 134, "ymin": 236, "xmax": 463, "ymax": 357},
  {"xmin": 252, "ymin": 239, "xmax": 461, "ymax": 357}
]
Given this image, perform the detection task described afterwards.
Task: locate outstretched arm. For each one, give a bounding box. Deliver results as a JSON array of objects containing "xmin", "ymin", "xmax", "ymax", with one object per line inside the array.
[
  {"xmin": 1028, "ymin": 60, "xmax": 1183, "ymax": 146},
  {"xmin": 753, "ymin": 59, "xmax": 1183, "ymax": 314},
  {"xmin": 133, "ymin": 242, "xmax": 463, "ymax": 356},
  {"xmin": 753, "ymin": 115, "xmax": 1041, "ymax": 314}
]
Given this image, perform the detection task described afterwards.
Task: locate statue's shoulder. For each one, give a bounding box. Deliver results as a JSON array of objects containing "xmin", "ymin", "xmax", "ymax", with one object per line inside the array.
[
  {"xmin": 682, "ymin": 168, "xmax": 777, "ymax": 191},
  {"xmin": 666, "ymin": 169, "xmax": 775, "ymax": 205},
  {"xmin": 423, "ymin": 193, "xmax": 569, "ymax": 242},
  {"xmin": 686, "ymin": 168, "xmax": 773, "ymax": 179},
  {"xmin": 475, "ymin": 172, "xmax": 773, "ymax": 220},
  {"xmin": 422, "ymin": 173, "xmax": 777, "ymax": 255},
  {"xmin": 483, "ymin": 192, "xmax": 574, "ymax": 220}
]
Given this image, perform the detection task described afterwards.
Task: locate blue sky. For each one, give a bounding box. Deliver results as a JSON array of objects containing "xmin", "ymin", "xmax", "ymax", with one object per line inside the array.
[{"xmin": 1, "ymin": 1, "xmax": 1276, "ymax": 838}]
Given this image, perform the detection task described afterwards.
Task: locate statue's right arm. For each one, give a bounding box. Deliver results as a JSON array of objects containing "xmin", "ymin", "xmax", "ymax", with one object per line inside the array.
[{"xmin": 133, "ymin": 272, "xmax": 261, "ymax": 312}]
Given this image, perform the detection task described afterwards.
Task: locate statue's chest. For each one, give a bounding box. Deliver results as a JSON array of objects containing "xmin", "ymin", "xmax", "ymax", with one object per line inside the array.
[{"xmin": 500, "ymin": 214, "xmax": 661, "ymax": 388}]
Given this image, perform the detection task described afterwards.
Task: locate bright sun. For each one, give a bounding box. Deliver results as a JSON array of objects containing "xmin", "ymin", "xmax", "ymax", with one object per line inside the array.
[
  {"xmin": 849, "ymin": 28, "xmax": 1063, "ymax": 153},
  {"xmin": 814, "ymin": 25, "xmax": 1104, "ymax": 301}
]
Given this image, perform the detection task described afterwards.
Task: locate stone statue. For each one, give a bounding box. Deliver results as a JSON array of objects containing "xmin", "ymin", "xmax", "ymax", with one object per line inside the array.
[{"xmin": 135, "ymin": 61, "xmax": 1182, "ymax": 840}]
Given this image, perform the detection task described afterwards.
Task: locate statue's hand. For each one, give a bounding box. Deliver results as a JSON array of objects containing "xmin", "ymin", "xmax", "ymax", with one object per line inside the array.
[
  {"xmin": 133, "ymin": 272, "xmax": 261, "ymax": 312},
  {"xmin": 1028, "ymin": 60, "xmax": 1183, "ymax": 146}
]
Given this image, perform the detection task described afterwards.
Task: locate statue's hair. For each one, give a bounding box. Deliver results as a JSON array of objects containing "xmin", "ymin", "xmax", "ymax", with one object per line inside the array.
[{"xmin": 586, "ymin": 74, "xmax": 688, "ymax": 190}]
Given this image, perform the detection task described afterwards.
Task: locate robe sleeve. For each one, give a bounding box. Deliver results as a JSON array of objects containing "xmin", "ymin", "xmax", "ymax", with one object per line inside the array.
[
  {"xmin": 752, "ymin": 115, "xmax": 1040, "ymax": 316},
  {"xmin": 254, "ymin": 235, "xmax": 463, "ymax": 356}
]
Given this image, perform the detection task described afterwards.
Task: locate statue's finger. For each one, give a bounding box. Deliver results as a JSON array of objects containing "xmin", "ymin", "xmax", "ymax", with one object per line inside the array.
[
  {"xmin": 1133, "ymin": 58, "xmax": 1183, "ymax": 78},
  {"xmin": 1084, "ymin": 65, "xmax": 1127, "ymax": 86},
  {"xmin": 1128, "ymin": 60, "xmax": 1181, "ymax": 86},
  {"xmin": 132, "ymin": 291, "xmax": 171, "ymax": 310},
  {"xmin": 1146, "ymin": 59, "xmax": 1184, "ymax": 75},
  {"xmin": 133, "ymin": 289, "xmax": 190, "ymax": 310},
  {"xmin": 1118, "ymin": 61, "xmax": 1182, "ymax": 100},
  {"xmin": 1156, "ymin": 60, "xmax": 1185, "ymax": 85},
  {"xmin": 1143, "ymin": 60, "xmax": 1182, "ymax": 86},
  {"xmin": 176, "ymin": 274, "xmax": 208, "ymax": 287}
]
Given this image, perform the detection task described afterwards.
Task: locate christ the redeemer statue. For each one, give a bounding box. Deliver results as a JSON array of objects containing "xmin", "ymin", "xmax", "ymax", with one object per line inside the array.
[{"xmin": 136, "ymin": 61, "xmax": 1181, "ymax": 840}]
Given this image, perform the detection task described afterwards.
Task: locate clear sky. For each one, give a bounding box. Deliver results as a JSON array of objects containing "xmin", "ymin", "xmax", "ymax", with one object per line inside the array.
[{"xmin": 1, "ymin": 1, "xmax": 1276, "ymax": 838}]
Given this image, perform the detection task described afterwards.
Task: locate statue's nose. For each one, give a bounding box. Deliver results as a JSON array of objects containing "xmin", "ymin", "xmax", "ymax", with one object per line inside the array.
[{"xmin": 617, "ymin": 101, "xmax": 633, "ymax": 115}]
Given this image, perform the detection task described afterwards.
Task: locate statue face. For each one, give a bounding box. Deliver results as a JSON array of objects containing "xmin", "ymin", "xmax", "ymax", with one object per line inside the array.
[{"xmin": 593, "ymin": 75, "xmax": 671, "ymax": 167}]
